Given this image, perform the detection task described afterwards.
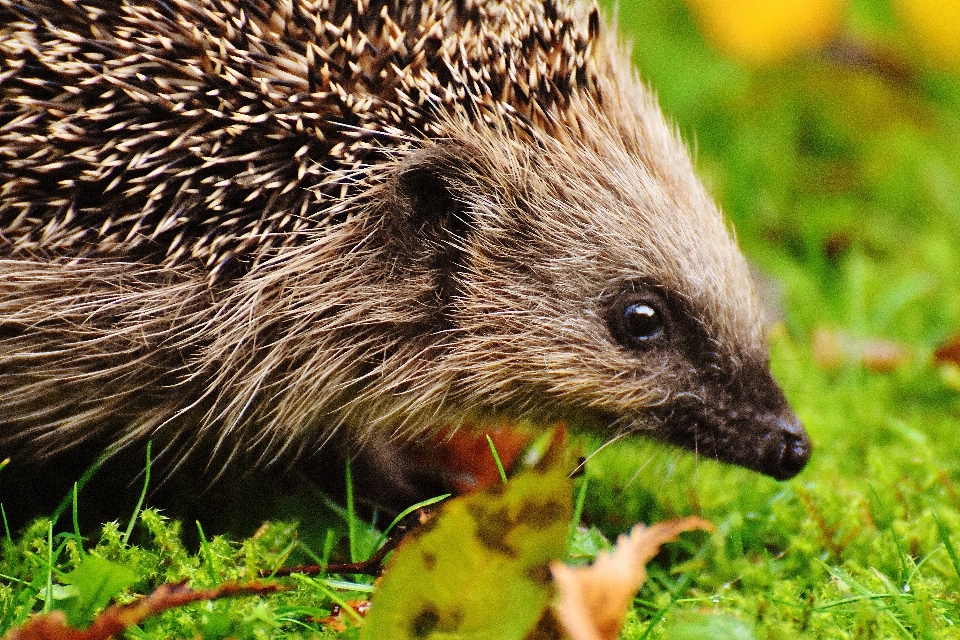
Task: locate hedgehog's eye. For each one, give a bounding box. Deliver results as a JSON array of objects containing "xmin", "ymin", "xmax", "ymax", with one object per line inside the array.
[
  {"xmin": 606, "ymin": 291, "xmax": 670, "ymax": 349},
  {"xmin": 624, "ymin": 303, "xmax": 663, "ymax": 341}
]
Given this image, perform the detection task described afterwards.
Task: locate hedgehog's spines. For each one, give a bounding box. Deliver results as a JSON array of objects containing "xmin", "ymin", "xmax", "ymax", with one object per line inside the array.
[{"xmin": 0, "ymin": 0, "xmax": 600, "ymax": 278}]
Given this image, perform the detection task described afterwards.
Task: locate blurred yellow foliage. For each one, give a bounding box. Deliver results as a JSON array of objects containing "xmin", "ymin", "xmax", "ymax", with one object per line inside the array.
[
  {"xmin": 894, "ymin": 0, "xmax": 960, "ymax": 69},
  {"xmin": 685, "ymin": 0, "xmax": 846, "ymax": 66}
]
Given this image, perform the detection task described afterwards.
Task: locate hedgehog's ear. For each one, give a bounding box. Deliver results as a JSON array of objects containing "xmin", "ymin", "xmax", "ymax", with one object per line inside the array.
[
  {"xmin": 390, "ymin": 159, "xmax": 474, "ymax": 311},
  {"xmin": 393, "ymin": 165, "xmax": 471, "ymax": 245}
]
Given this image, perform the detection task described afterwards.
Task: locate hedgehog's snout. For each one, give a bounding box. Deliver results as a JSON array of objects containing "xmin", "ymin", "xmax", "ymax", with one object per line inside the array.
[
  {"xmin": 650, "ymin": 365, "xmax": 812, "ymax": 480},
  {"xmin": 721, "ymin": 375, "xmax": 812, "ymax": 480},
  {"xmin": 758, "ymin": 412, "xmax": 811, "ymax": 480}
]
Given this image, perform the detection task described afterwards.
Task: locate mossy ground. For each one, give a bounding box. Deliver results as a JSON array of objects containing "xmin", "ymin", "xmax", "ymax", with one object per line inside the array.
[{"xmin": 2, "ymin": 1, "xmax": 960, "ymax": 638}]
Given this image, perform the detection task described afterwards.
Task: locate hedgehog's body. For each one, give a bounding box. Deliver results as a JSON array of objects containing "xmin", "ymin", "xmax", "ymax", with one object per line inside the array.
[{"xmin": 0, "ymin": 0, "xmax": 809, "ymax": 512}]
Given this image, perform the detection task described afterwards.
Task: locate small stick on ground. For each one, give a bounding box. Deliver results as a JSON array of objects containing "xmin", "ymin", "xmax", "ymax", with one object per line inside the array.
[{"xmin": 266, "ymin": 534, "xmax": 403, "ymax": 578}]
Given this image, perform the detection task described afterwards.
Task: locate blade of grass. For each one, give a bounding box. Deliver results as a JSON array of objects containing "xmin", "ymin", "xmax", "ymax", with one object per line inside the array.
[
  {"xmin": 933, "ymin": 513, "xmax": 960, "ymax": 582},
  {"xmin": 2, "ymin": 504, "xmax": 10, "ymax": 546},
  {"xmin": 321, "ymin": 579, "xmax": 376, "ymax": 593},
  {"xmin": 871, "ymin": 568, "xmax": 935, "ymax": 640},
  {"xmin": 265, "ymin": 540, "xmax": 300, "ymax": 578},
  {"xmin": 639, "ymin": 572, "xmax": 695, "ymax": 640},
  {"xmin": 72, "ymin": 483, "xmax": 84, "ymax": 558},
  {"xmin": 567, "ymin": 475, "xmax": 589, "ymax": 557},
  {"xmin": 122, "ymin": 441, "xmax": 151, "ymax": 546},
  {"xmin": 322, "ymin": 529, "xmax": 337, "ymax": 568},
  {"xmin": 294, "ymin": 539, "xmax": 323, "ymax": 567},
  {"xmin": 486, "ymin": 434, "xmax": 508, "ymax": 483},
  {"xmin": 51, "ymin": 452, "xmax": 109, "ymax": 526},
  {"xmin": 196, "ymin": 520, "xmax": 218, "ymax": 585},
  {"xmin": 345, "ymin": 457, "xmax": 357, "ymax": 564},
  {"xmin": 869, "ymin": 484, "xmax": 908, "ymax": 587},
  {"xmin": 372, "ymin": 493, "xmax": 451, "ymax": 552},
  {"xmin": 292, "ymin": 574, "xmax": 366, "ymax": 626},
  {"xmin": 819, "ymin": 561, "xmax": 915, "ymax": 639},
  {"xmin": 43, "ymin": 521, "xmax": 53, "ymax": 614}
]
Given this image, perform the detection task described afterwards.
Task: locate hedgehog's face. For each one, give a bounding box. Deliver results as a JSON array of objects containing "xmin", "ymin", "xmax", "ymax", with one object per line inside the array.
[
  {"xmin": 383, "ymin": 135, "xmax": 810, "ymax": 480},
  {"xmin": 596, "ymin": 282, "xmax": 810, "ymax": 480}
]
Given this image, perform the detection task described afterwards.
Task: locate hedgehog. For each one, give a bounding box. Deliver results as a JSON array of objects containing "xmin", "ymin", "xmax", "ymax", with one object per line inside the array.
[{"xmin": 0, "ymin": 0, "xmax": 810, "ymax": 515}]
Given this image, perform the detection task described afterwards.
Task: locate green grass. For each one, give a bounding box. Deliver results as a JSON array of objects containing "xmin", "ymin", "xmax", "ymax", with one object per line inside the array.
[{"xmin": 3, "ymin": 0, "xmax": 960, "ymax": 638}]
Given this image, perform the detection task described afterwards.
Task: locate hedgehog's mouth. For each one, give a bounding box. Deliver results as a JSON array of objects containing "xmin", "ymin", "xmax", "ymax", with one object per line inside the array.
[
  {"xmin": 654, "ymin": 405, "xmax": 811, "ymax": 480},
  {"xmin": 640, "ymin": 370, "xmax": 812, "ymax": 480}
]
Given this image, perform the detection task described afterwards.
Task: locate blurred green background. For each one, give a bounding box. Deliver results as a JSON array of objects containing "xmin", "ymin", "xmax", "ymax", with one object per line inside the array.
[
  {"xmin": 584, "ymin": 0, "xmax": 960, "ymax": 637},
  {"xmin": 612, "ymin": 0, "xmax": 959, "ymax": 341}
]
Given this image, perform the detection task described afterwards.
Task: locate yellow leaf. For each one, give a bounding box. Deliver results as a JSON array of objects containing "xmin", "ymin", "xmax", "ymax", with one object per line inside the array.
[
  {"xmin": 895, "ymin": 0, "xmax": 960, "ymax": 69},
  {"xmin": 361, "ymin": 428, "xmax": 573, "ymax": 640},
  {"xmin": 685, "ymin": 0, "xmax": 846, "ymax": 66}
]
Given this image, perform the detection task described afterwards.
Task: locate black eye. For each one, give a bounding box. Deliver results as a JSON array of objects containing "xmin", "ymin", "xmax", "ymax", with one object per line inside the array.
[
  {"xmin": 624, "ymin": 303, "xmax": 663, "ymax": 341},
  {"xmin": 606, "ymin": 289, "xmax": 670, "ymax": 349}
]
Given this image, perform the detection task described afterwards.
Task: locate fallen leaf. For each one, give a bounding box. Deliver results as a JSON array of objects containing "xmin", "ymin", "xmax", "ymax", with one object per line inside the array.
[
  {"xmin": 812, "ymin": 327, "xmax": 844, "ymax": 371},
  {"xmin": 893, "ymin": 0, "xmax": 960, "ymax": 69},
  {"xmin": 413, "ymin": 423, "xmax": 533, "ymax": 494},
  {"xmin": 860, "ymin": 339, "xmax": 911, "ymax": 373},
  {"xmin": 685, "ymin": 0, "xmax": 846, "ymax": 66},
  {"xmin": 934, "ymin": 334, "xmax": 960, "ymax": 366},
  {"xmin": 550, "ymin": 517, "xmax": 714, "ymax": 640},
  {"xmin": 361, "ymin": 427, "xmax": 573, "ymax": 640},
  {"xmin": 4, "ymin": 580, "xmax": 288, "ymax": 640},
  {"xmin": 811, "ymin": 327, "xmax": 911, "ymax": 373}
]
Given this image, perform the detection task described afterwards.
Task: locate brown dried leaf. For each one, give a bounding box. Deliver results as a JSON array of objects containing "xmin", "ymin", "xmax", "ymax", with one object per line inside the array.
[
  {"xmin": 315, "ymin": 599, "xmax": 371, "ymax": 632},
  {"xmin": 4, "ymin": 580, "xmax": 288, "ymax": 640},
  {"xmin": 934, "ymin": 334, "xmax": 960, "ymax": 366},
  {"xmin": 408, "ymin": 424, "xmax": 533, "ymax": 494},
  {"xmin": 550, "ymin": 517, "xmax": 713, "ymax": 640},
  {"xmin": 812, "ymin": 327, "xmax": 844, "ymax": 370},
  {"xmin": 811, "ymin": 327, "xmax": 911, "ymax": 373},
  {"xmin": 860, "ymin": 339, "xmax": 911, "ymax": 373}
]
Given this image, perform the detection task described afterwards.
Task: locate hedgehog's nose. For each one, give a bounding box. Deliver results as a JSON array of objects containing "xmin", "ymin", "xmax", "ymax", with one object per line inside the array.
[{"xmin": 769, "ymin": 414, "xmax": 811, "ymax": 480}]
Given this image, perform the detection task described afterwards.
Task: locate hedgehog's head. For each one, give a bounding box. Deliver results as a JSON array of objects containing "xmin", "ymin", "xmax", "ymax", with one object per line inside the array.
[{"xmin": 360, "ymin": 96, "xmax": 810, "ymax": 481}]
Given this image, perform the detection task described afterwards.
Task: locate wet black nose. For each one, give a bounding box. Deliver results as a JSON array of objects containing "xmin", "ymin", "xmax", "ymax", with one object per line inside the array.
[{"xmin": 767, "ymin": 416, "xmax": 811, "ymax": 480}]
